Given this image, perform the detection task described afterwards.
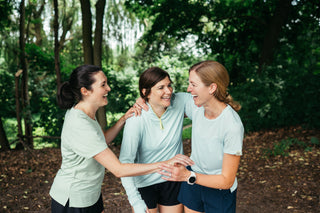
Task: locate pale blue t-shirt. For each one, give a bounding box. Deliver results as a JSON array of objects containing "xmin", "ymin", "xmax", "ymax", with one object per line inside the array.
[
  {"xmin": 185, "ymin": 95, "xmax": 244, "ymax": 192},
  {"xmin": 119, "ymin": 93, "xmax": 189, "ymax": 213},
  {"xmin": 49, "ymin": 108, "xmax": 108, "ymax": 208}
]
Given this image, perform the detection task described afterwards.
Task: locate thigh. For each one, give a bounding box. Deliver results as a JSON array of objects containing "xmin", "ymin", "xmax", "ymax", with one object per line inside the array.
[
  {"xmin": 178, "ymin": 182, "xmax": 204, "ymax": 212},
  {"xmin": 138, "ymin": 184, "xmax": 159, "ymax": 209},
  {"xmin": 147, "ymin": 207, "xmax": 158, "ymax": 213},
  {"xmin": 159, "ymin": 203, "xmax": 183, "ymax": 213},
  {"xmin": 158, "ymin": 181, "xmax": 181, "ymax": 206},
  {"xmin": 203, "ymin": 188, "xmax": 237, "ymax": 213},
  {"xmin": 184, "ymin": 205, "xmax": 204, "ymax": 213}
]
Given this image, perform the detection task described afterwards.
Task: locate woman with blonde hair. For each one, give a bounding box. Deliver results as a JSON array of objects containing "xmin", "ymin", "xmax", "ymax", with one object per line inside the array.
[{"xmin": 159, "ymin": 60, "xmax": 244, "ymax": 213}]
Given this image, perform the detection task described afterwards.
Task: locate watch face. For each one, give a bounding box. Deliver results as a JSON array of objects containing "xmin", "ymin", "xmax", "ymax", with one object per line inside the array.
[{"xmin": 189, "ymin": 176, "xmax": 196, "ymax": 183}]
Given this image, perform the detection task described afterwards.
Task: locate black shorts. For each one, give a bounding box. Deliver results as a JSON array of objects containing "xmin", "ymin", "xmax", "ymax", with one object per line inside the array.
[
  {"xmin": 51, "ymin": 194, "xmax": 104, "ymax": 213},
  {"xmin": 138, "ymin": 181, "xmax": 181, "ymax": 209}
]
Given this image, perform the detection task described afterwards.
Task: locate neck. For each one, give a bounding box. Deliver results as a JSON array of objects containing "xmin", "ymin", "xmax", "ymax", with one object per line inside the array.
[
  {"xmin": 74, "ymin": 101, "xmax": 97, "ymax": 120},
  {"xmin": 203, "ymin": 98, "xmax": 226, "ymax": 119},
  {"xmin": 149, "ymin": 103, "xmax": 166, "ymax": 118}
]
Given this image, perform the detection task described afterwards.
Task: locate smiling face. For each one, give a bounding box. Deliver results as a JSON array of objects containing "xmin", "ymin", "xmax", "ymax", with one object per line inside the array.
[
  {"xmin": 87, "ymin": 71, "xmax": 111, "ymax": 107},
  {"xmin": 187, "ymin": 70, "xmax": 215, "ymax": 107},
  {"xmin": 146, "ymin": 76, "xmax": 173, "ymax": 111}
]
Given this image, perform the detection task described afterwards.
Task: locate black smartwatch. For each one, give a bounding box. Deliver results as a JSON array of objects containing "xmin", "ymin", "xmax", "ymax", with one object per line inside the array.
[{"xmin": 187, "ymin": 171, "xmax": 196, "ymax": 185}]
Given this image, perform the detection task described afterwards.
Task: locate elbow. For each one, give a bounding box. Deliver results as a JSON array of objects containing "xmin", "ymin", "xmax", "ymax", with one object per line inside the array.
[
  {"xmin": 223, "ymin": 182, "xmax": 234, "ymax": 190},
  {"xmin": 110, "ymin": 164, "xmax": 125, "ymax": 178},
  {"xmin": 114, "ymin": 173, "xmax": 122, "ymax": 178},
  {"xmin": 113, "ymin": 170, "xmax": 123, "ymax": 178},
  {"xmin": 220, "ymin": 177, "xmax": 235, "ymax": 190}
]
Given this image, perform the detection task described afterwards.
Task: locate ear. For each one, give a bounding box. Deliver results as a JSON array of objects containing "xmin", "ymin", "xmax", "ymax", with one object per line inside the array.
[
  {"xmin": 142, "ymin": 88, "xmax": 146, "ymax": 96},
  {"xmin": 80, "ymin": 87, "xmax": 90, "ymax": 96},
  {"xmin": 209, "ymin": 83, "xmax": 217, "ymax": 95}
]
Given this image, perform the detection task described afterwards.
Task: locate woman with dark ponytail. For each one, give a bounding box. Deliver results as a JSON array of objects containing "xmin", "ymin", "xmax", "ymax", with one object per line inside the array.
[
  {"xmin": 157, "ymin": 61, "xmax": 244, "ymax": 213},
  {"xmin": 50, "ymin": 65, "xmax": 193, "ymax": 213}
]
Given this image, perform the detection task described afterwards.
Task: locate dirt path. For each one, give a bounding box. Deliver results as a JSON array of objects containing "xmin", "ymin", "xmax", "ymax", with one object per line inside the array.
[{"xmin": 0, "ymin": 126, "xmax": 319, "ymax": 212}]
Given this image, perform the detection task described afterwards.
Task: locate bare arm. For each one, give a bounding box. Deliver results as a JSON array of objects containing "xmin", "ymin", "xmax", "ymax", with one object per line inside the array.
[
  {"xmin": 94, "ymin": 148, "xmax": 194, "ymax": 178},
  {"xmin": 103, "ymin": 107, "xmax": 141, "ymax": 144},
  {"xmin": 159, "ymin": 153, "xmax": 240, "ymax": 189}
]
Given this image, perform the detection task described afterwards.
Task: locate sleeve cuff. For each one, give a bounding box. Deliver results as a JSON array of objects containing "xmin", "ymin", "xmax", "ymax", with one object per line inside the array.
[{"xmin": 132, "ymin": 201, "xmax": 147, "ymax": 213}]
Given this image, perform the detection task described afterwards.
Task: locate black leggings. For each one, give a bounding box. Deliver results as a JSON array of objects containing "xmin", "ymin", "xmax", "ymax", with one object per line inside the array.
[{"xmin": 51, "ymin": 194, "xmax": 104, "ymax": 213}]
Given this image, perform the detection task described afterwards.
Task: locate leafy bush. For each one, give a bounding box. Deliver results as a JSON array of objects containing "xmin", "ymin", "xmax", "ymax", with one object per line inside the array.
[
  {"xmin": 231, "ymin": 63, "xmax": 320, "ymax": 132},
  {"xmin": 262, "ymin": 137, "xmax": 319, "ymax": 158}
]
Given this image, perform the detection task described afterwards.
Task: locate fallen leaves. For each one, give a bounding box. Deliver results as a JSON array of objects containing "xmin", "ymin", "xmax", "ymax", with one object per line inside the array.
[{"xmin": 0, "ymin": 126, "xmax": 319, "ymax": 212}]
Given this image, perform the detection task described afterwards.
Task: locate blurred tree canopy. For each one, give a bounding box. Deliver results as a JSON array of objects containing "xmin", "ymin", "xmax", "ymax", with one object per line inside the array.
[
  {"xmin": 0, "ymin": 0, "xmax": 319, "ymax": 149},
  {"xmin": 125, "ymin": 0, "xmax": 320, "ymax": 130}
]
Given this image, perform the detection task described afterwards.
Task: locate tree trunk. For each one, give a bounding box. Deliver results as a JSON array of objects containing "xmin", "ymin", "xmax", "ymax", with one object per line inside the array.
[
  {"xmin": 19, "ymin": 0, "xmax": 33, "ymax": 148},
  {"xmin": 94, "ymin": 0, "xmax": 107, "ymax": 130},
  {"xmin": 15, "ymin": 70, "xmax": 23, "ymax": 140},
  {"xmin": 80, "ymin": 0, "xmax": 93, "ymax": 64},
  {"xmin": 31, "ymin": 0, "xmax": 45, "ymax": 46},
  {"xmin": 0, "ymin": 117, "xmax": 10, "ymax": 151},
  {"xmin": 258, "ymin": 0, "xmax": 292, "ymax": 72},
  {"xmin": 53, "ymin": 0, "xmax": 61, "ymax": 88}
]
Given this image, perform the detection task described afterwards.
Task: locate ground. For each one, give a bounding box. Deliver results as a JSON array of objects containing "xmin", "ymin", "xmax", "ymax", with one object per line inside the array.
[{"xmin": 1, "ymin": 126, "xmax": 319, "ymax": 213}]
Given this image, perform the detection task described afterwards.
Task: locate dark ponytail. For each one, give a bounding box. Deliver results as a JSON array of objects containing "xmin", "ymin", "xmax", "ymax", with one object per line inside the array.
[{"xmin": 57, "ymin": 65, "xmax": 102, "ymax": 109}]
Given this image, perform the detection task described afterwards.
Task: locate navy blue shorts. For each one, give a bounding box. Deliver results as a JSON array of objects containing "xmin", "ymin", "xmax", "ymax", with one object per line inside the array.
[
  {"xmin": 138, "ymin": 181, "xmax": 181, "ymax": 209},
  {"xmin": 178, "ymin": 181, "xmax": 237, "ymax": 213},
  {"xmin": 51, "ymin": 194, "xmax": 104, "ymax": 213}
]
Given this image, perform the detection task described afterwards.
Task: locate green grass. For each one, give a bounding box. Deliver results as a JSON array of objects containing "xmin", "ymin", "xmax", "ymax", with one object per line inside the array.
[{"xmin": 182, "ymin": 118, "xmax": 192, "ymax": 140}]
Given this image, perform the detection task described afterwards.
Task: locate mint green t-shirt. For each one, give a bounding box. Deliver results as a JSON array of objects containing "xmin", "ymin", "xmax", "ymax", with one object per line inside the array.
[{"xmin": 49, "ymin": 108, "xmax": 108, "ymax": 208}]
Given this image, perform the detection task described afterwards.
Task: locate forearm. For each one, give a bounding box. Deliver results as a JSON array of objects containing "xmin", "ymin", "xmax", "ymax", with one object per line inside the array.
[
  {"xmin": 195, "ymin": 173, "xmax": 235, "ymax": 189},
  {"xmin": 95, "ymin": 148, "xmax": 161, "ymax": 178},
  {"xmin": 116, "ymin": 161, "xmax": 161, "ymax": 178},
  {"xmin": 104, "ymin": 115, "xmax": 126, "ymax": 144}
]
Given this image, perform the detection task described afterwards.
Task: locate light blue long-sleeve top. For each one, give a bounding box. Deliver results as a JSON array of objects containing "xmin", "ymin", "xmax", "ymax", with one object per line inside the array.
[{"xmin": 119, "ymin": 93, "xmax": 189, "ymax": 213}]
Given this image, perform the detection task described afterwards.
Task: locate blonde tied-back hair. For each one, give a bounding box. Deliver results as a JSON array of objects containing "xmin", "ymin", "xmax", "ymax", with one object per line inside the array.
[{"xmin": 189, "ymin": 60, "xmax": 241, "ymax": 112}]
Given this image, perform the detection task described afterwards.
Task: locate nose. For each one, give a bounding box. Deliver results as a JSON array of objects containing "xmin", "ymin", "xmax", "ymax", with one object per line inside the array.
[
  {"xmin": 187, "ymin": 84, "xmax": 192, "ymax": 92},
  {"xmin": 165, "ymin": 86, "xmax": 172, "ymax": 94},
  {"xmin": 106, "ymin": 84, "xmax": 111, "ymax": 92}
]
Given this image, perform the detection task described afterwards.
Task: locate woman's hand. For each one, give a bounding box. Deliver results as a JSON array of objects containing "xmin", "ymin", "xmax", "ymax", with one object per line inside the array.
[
  {"xmin": 166, "ymin": 154, "xmax": 194, "ymax": 167},
  {"xmin": 122, "ymin": 106, "xmax": 142, "ymax": 121},
  {"xmin": 158, "ymin": 163, "xmax": 190, "ymax": 182},
  {"xmin": 133, "ymin": 97, "xmax": 149, "ymax": 111}
]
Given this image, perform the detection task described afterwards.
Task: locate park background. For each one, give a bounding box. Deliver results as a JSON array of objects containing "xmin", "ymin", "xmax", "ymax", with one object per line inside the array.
[{"xmin": 0, "ymin": 0, "xmax": 319, "ymax": 212}]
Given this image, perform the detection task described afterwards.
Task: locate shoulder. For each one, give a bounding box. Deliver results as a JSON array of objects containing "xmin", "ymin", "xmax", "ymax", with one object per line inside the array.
[
  {"xmin": 63, "ymin": 109, "xmax": 99, "ymax": 134},
  {"xmin": 223, "ymin": 106, "xmax": 244, "ymax": 132},
  {"xmin": 174, "ymin": 92, "xmax": 192, "ymax": 100},
  {"xmin": 171, "ymin": 92, "xmax": 193, "ymax": 106},
  {"xmin": 124, "ymin": 110, "xmax": 149, "ymax": 131}
]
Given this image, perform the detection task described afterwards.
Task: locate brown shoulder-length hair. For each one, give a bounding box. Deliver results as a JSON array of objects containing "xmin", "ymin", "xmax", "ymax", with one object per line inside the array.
[
  {"xmin": 139, "ymin": 67, "xmax": 172, "ymax": 101},
  {"xmin": 189, "ymin": 60, "xmax": 241, "ymax": 112}
]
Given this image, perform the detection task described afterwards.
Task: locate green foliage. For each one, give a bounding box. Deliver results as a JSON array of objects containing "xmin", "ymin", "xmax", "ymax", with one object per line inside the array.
[
  {"xmin": 182, "ymin": 127, "xmax": 191, "ymax": 140},
  {"xmin": 25, "ymin": 44, "xmax": 64, "ymax": 145},
  {"xmin": 126, "ymin": 0, "xmax": 320, "ymax": 132},
  {"xmin": 0, "ymin": 0, "xmax": 14, "ymax": 32},
  {"xmin": 147, "ymin": 54, "xmax": 191, "ymax": 92},
  {"xmin": 262, "ymin": 137, "xmax": 318, "ymax": 158},
  {"xmin": 183, "ymin": 118, "xmax": 192, "ymax": 126},
  {"xmin": 0, "ymin": 66, "xmax": 15, "ymax": 117},
  {"xmin": 104, "ymin": 65, "xmax": 139, "ymax": 114}
]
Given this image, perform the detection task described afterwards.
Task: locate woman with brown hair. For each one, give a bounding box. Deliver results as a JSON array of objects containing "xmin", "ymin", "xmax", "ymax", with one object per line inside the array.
[
  {"xmin": 120, "ymin": 67, "xmax": 194, "ymax": 213},
  {"xmin": 49, "ymin": 65, "xmax": 193, "ymax": 213}
]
